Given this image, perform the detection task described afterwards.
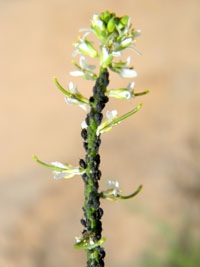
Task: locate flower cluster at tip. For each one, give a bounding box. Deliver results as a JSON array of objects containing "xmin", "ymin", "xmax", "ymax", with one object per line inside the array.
[
  {"xmin": 53, "ymin": 11, "xmax": 149, "ymax": 114},
  {"xmin": 71, "ymin": 10, "xmax": 142, "ymax": 80}
]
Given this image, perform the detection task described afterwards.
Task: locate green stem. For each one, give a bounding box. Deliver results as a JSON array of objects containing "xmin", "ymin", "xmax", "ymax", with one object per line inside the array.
[{"xmin": 80, "ymin": 68, "xmax": 109, "ymax": 266}]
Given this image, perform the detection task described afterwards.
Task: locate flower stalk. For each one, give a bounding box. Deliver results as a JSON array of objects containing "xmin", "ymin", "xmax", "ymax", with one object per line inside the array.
[{"xmin": 34, "ymin": 10, "xmax": 149, "ymax": 267}]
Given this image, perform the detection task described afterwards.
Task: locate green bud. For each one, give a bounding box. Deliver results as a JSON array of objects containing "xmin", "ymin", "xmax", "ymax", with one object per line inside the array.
[
  {"xmin": 107, "ymin": 17, "xmax": 116, "ymax": 33},
  {"xmin": 118, "ymin": 22, "xmax": 124, "ymax": 30},
  {"xmin": 100, "ymin": 10, "xmax": 111, "ymax": 23},
  {"xmin": 120, "ymin": 15, "xmax": 129, "ymax": 26}
]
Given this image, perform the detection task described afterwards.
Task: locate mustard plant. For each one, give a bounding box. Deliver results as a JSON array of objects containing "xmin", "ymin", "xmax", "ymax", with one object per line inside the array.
[{"xmin": 34, "ymin": 11, "xmax": 149, "ymax": 267}]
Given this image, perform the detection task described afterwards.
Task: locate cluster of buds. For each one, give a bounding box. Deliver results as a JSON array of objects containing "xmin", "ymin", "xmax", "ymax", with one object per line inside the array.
[{"xmin": 71, "ymin": 11, "xmax": 143, "ymax": 80}]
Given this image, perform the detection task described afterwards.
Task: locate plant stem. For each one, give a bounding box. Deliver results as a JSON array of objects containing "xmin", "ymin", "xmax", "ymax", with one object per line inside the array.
[{"xmin": 80, "ymin": 68, "xmax": 109, "ymax": 267}]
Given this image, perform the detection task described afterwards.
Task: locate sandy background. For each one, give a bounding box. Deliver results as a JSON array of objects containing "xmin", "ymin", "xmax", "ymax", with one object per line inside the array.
[{"xmin": 0, "ymin": 0, "xmax": 200, "ymax": 266}]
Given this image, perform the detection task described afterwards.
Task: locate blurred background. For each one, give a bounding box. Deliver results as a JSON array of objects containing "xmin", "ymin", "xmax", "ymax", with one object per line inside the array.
[{"xmin": 0, "ymin": 0, "xmax": 200, "ymax": 266}]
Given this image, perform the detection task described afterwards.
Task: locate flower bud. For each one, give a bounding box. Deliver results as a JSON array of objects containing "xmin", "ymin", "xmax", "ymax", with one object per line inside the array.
[
  {"xmin": 77, "ymin": 40, "xmax": 98, "ymax": 58},
  {"xmin": 107, "ymin": 17, "xmax": 115, "ymax": 33},
  {"xmin": 120, "ymin": 15, "xmax": 129, "ymax": 26}
]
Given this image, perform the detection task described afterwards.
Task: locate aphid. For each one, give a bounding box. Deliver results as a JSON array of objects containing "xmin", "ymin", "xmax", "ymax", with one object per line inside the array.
[
  {"xmin": 96, "ymin": 101, "xmax": 105, "ymax": 112},
  {"xmin": 85, "ymin": 115, "xmax": 90, "ymax": 126},
  {"xmin": 79, "ymin": 159, "xmax": 87, "ymax": 169},
  {"xmin": 102, "ymin": 95, "xmax": 109, "ymax": 103},
  {"xmin": 94, "ymin": 113, "xmax": 103, "ymax": 125},
  {"xmin": 80, "ymin": 218, "xmax": 87, "ymax": 227},
  {"xmin": 82, "ymin": 173, "xmax": 88, "ymax": 183},
  {"xmin": 96, "ymin": 170, "xmax": 102, "ymax": 180},
  {"xmin": 81, "ymin": 128, "xmax": 87, "ymax": 140},
  {"xmin": 83, "ymin": 142, "xmax": 88, "ymax": 151},
  {"xmin": 89, "ymin": 96, "xmax": 94, "ymax": 103}
]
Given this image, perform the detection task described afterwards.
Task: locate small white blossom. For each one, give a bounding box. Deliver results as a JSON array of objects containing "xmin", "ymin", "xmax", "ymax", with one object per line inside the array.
[
  {"xmin": 65, "ymin": 97, "xmax": 88, "ymax": 112},
  {"xmin": 106, "ymin": 110, "xmax": 118, "ymax": 122},
  {"xmin": 74, "ymin": 32, "xmax": 98, "ymax": 58},
  {"xmin": 96, "ymin": 110, "xmax": 118, "ymax": 136},
  {"xmin": 91, "ymin": 14, "xmax": 105, "ymax": 33},
  {"xmin": 107, "ymin": 82, "xmax": 135, "ymax": 100},
  {"xmin": 68, "ymin": 81, "xmax": 78, "ymax": 94},
  {"xmin": 64, "ymin": 82, "xmax": 89, "ymax": 111},
  {"xmin": 114, "ymin": 37, "xmax": 133, "ymax": 51},
  {"xmin": 100, "ymin": 179, "xmax": 120, "ymax": 201},
  {"xmin": 70, "ymin": 56, "xmax": 96, "ymax": 80},
  {"xmin": 51, "ymin": 161, "xmax": 85, "ymax": 179},
  {"xmin": 100, "ymin": 47, "xmax": 113, "ymax": 68},
  {"xmin": 80, "ymin": 56, "xmax": 95, "ymax": 71},
  {"xmin": 107, "ymin": 180, "xmax": 120, "ymax": 196}
]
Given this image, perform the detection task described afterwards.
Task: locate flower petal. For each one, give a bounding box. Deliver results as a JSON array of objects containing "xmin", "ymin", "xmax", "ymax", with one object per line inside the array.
[
  {"xmin": 70, "ymin": 70, "xmax": 85, "ymax": 76},
  {"xmin": 119, "ymin": 68, "xmax": 137, "ymax": 78},
  {"xmin": 106, "ymin": 110, "xmax": 118, "ymax": 122},
  {"xmin": 51, "ymin": 161, "xmax": 69, "ymax": 169}
]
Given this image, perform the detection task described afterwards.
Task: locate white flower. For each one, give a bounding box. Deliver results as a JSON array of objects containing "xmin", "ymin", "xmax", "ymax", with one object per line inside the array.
[
  {"xmin": 100, "ymin": 179, "xmax": 120, "ymax": 201},
  {"xmin": 91, "ymin": 14, "xmax": 106, "ymax": 34},
  {"xmin": 80, "ymin": 56, "xmax": 95, "ymax": 71},
  {"xmin": 100, "ymin": 47, "xmax": 113, "ymax": 68},
  {"xmin": 109, "ymin": 56, "xmax": 137, "ymax": 78},
  {"xmin": 107, "ymin": 180, "xmax": 120, "ymax": 196},
  {"xmin": 96, "ymin": 110, "xmax": 118, "ymax": 136},
  {"xmin": 64, "ymin": 82, "xmax": 89, "ymax": 111},
  {"xmin": 51, "ymin": 161, "xmax": 85, "ymax": 179},
  {"xmin": 114, "ymin": 37, "xmax": 134, "ymax": 51},
  {"xmin": 65, "ymin": 97, "xmax": 88, "ymax": 112},
  {"xmin": 68, "ymin": 81, "xmax": 78, "ymax": 94},
  {"xmin": 74, "ymin": 32, "xmax": 98, "ymax": 58},
  {"xmin": 107, "ymin": 82, "xmax": 135, "ymax": 100},
  {"xmin": 106, "ymin": 110, "xmax": 118, "ymax": 122},
  {"xmin": 70, "ymin": 56, "xmax": 97, "ymax": 80}
]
